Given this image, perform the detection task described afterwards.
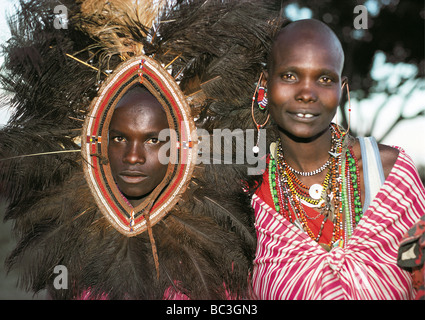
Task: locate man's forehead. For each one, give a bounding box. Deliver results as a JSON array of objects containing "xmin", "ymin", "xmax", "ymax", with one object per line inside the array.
[{"xmin": 115, "ymin": 87, "xmax": 164, "ymax": 112}]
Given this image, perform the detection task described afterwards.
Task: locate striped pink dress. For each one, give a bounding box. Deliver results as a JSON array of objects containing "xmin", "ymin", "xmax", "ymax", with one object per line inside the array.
[{"xmin": 251, "ymin": 150, "xmax": 425, "ymax": 299}]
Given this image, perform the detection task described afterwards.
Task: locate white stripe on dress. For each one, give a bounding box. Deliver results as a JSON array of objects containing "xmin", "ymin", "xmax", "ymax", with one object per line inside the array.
[{"xmin": 252, "ymin": 151, "xmax": 424, "ymax": 300}]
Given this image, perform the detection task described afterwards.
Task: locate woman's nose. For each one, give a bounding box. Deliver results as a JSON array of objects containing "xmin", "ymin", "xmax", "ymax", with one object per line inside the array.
[{"xmin": 295, "ymin": 80, "xmax": 318, "ymax": 103}]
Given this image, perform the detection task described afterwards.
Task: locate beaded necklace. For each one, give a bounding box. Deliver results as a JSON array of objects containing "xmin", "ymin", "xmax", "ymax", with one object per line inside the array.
[{"xmin": 268, "ymin": 124, "xmax": 363, "ymax": 249}]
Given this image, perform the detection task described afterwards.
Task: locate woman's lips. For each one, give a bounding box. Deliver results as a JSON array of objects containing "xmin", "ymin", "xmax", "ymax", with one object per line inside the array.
[
  {"xmin": 287, "ymin": 111, "xmax": 319, "ymax": 122},
  {"xmin": 119, "ymin": 171, "xmax": 147, "ymax": 184}
]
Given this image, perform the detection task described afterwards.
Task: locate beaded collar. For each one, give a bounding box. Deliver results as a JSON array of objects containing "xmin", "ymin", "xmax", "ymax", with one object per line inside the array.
[{"xmin": 82, "ymin": 55, "xmax": 197, "ymax": 237}]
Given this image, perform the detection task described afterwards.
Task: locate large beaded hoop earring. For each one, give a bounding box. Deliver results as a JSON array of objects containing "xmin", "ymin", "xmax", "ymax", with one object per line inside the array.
[
  {"xmin": 257, "ymin": 86, "xmax": 268, "ymax": 111},
  {"xmin": 341, "ymin": 80, "xmax": 352, "ymax": 135},
  {"xmin": 251, "ymin": 73, "xmax": 270, "ymax": 153},
  {"xmin": 253, "ymin": 72, "xmax": 268, "ymax": 111}
]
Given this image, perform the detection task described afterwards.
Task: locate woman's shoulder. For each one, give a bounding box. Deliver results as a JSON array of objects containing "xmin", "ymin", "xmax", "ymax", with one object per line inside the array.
[
  {"xmin": 377, "ymin": 143, "xmax": 400, "ymax": 179},
  {"xmin": 352, "ymin": 137, "xmax": 400, "ymax": 180}
]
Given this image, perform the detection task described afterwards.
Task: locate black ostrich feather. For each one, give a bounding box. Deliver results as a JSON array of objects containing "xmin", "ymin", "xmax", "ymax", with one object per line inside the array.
[{"xmin": 1, "ymin": 0, "xmax": 281, "ymax": 299}]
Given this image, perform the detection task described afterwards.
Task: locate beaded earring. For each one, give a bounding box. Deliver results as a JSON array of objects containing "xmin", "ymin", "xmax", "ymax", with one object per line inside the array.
[
  {"xmin": 257, "ymin": 86, "xmax": 268, "ymax": 111},
  {"xmin": 251, "ymin": 73, "xmax": 269, "ymax": 154},
  {"xmin": 341, "ymin": 80, "xmax": 352, "ymax": 135},
  {"xmin": 252, "ymin": 72, "xmax": 268, "ymax": 111}
]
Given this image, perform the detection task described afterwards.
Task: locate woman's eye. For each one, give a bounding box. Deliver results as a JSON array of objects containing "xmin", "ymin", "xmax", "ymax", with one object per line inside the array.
[
  {"xmin": 281, "ymin": 73, "xmax": 296, "ymax": 81},
  {"xmin": 319, "ymin": 76, "xmax": 333, "ymax": 84}
]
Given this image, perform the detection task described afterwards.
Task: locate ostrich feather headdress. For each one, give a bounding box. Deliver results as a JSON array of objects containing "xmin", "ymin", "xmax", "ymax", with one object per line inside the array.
[{"xmin": 0, "ymin": 0, "xmax": 279, "ymax": 299}]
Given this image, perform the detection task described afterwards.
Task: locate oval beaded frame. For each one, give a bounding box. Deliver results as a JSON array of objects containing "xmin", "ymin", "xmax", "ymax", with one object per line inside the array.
[{"xmin": 81, "ymin": 55, "xmax": 197, "ymax": 237}]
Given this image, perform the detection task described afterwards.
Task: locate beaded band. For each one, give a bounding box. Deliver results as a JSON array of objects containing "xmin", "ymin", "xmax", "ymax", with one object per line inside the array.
[
  {"xmin": 286, "ymin": 158, "xmax": 332, "ymax": 177},
  {"xmin": 82, "ymin": 55, "xmax": 197, "ymax": 237}
]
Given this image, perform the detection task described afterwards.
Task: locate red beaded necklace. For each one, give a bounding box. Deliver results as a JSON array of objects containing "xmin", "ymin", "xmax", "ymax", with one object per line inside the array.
[{"xmin": 269, "ymin": 124, "xmax": 362, "ymax": 250}]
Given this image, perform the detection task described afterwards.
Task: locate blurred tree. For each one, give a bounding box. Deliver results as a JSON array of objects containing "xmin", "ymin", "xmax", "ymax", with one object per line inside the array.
[
  {"xmin": 272, "ymin": 0, "xmax": 425, "ymax": 141},
  {"xmin": 272, "ymin": 0, "xmax": 425, "ymax": 184}
]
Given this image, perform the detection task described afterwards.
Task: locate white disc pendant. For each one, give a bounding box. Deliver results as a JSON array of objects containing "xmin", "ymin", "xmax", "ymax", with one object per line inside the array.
[{"xmin": 309, "ymin": 184, "xmax": 323, "ymax": 200}]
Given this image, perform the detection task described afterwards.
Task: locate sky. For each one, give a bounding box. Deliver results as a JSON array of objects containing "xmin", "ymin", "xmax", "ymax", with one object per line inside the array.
[
  {"xmin": 0, "ymin": 0, "xmax": 424, "ymax": 167},
  {"xmin": 0, "ymin": 0, "xmax": 15, "ymax": 125}
]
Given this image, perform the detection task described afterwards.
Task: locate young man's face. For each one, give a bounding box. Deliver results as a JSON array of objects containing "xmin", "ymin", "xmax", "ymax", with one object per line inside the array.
[
  {"xmin": 266, "ymin": 21, "xmax": 345, "ymax": 140},
  {"xmin": 107, "ymin": 90, "xmax": 169, "ymax": 207}
]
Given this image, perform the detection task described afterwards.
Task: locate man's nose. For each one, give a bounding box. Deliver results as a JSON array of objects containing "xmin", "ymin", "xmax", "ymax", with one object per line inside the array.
[{"xmin": 123, "ymin": 143, "xmax": 146, "ymax": 164}]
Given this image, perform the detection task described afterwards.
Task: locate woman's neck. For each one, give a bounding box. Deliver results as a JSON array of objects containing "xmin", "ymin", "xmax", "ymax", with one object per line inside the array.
[{"xmin": 278, "ymin": 126, "xmax": 333, "ymax": 174}]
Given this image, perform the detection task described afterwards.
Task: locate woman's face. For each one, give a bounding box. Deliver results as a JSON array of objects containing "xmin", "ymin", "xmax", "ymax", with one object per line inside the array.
[
  {"xmin": 266, "ymin": 26, "xmax": 344, "ymax": 141},
  {"xmin": 108, "ymin": 90, "xmax": 169, "ymax": 207}
]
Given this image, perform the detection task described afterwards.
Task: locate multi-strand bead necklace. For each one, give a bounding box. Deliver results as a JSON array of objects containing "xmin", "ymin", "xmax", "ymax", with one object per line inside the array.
[{"xmin": 268, "ymin": 124, "xmax": 362, "ymax": 249}]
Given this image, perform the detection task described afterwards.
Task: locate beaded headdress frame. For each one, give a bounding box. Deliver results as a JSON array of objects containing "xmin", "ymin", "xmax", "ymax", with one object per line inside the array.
[{"xmin": 81, "ymin": 55, "xmax": 197, "ymax": 237}]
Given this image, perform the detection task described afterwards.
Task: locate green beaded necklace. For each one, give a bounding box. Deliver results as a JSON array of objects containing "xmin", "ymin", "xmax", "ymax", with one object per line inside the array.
[{"xmin": 268, "ymin": 124, "xmax": 363, "ymax": 248}]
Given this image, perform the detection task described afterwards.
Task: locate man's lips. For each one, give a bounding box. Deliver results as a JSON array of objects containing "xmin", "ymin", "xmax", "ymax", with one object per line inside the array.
[{"xmin": 118, "ymin": 170, "xmax": 147, "ymax": 184}]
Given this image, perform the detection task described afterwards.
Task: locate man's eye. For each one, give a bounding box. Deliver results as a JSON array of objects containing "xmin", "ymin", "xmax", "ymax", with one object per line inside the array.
[
  {"xmin": 146, "ymin": 137, "xmax": 160, "ymax": 144},
  {"xmin": 112, "ymin": 136, "xmax": 126, "ymax": 143}
]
